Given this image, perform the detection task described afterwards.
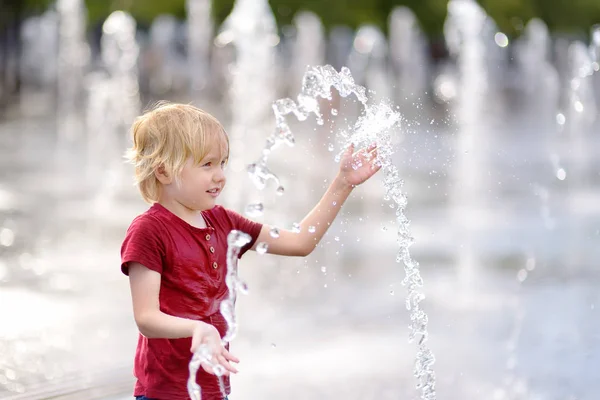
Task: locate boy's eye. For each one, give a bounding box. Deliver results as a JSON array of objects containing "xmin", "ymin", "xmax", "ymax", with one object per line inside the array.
[{"xmin": 203, "ymin": 162, "xmax": 212, "ymax": 167}]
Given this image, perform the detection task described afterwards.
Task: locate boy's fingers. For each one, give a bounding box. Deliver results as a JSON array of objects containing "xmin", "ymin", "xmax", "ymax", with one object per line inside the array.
[
  {"xmin": 222, "ymin": 348, "xmax": 240, "ymax": 363},
  {"xmin": 370, "ymin": 161, "xmax": 381, "ymax": 171},
  {"xmin": 202, "ymin": 362, "xmax": 231, "ymax": 376},
  {"xmin": 217, "ymin": 354, "xmax": 239, "ymax": 374}
]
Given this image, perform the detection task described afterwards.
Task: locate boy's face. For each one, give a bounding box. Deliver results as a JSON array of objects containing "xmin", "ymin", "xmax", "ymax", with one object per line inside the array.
[{"xmin": 165, "ymin": 145, "xmax": 228, "ymax": 211}]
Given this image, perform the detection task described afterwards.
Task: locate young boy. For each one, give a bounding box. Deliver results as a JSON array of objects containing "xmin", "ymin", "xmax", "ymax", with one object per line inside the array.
[{"xmin": 120, "ymin": 102, "xmax": 380, "ymax": 400}]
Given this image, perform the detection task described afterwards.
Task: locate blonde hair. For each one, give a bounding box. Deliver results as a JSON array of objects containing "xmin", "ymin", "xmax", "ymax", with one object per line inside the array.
[{"xmin": 125, "ymin": 102, "xmax": 229, "ymax": 204}]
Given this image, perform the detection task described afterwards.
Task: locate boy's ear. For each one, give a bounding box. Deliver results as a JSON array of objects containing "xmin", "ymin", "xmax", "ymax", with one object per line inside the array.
[{"xmin": 154, "ymin": 164, "xmax": 172, "ymax": 184}]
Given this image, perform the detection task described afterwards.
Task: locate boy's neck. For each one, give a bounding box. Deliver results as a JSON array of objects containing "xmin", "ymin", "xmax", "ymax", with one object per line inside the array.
[{"xmin": 158, "ymin": 199, "xmax": 207, "ymax": 229}]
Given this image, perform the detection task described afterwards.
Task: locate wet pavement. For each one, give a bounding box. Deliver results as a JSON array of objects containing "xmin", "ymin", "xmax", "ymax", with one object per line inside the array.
[{"xmin": 0, "ymin": 99, "xmax": 599, "ymax": 399}]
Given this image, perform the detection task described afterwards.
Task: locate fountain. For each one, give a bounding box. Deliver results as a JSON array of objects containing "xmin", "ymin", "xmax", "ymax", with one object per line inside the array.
[
  {"xmin": 215, "ymin": 0, "xmax": 279, "ymax": 212},
  {"xmin": 388, "ymin": 6, "xmax": 429, "ymax": 102},
  {"xmin": 56, "ymin": 0, "xmax": 89, "ymax": 142},
  {"xmin": 289, "ymin": 12, "xmax": 325, "ymax": 90},
  {"xmin": 327, "ymin": 25, "xmax": 354, "ymax": 71},
  {"xmin": 443, "ymin": 0, "xmax": 492, "ymax": 290},
  {"xmin": 19, "ymin": 10, "xmax": 58, "ymax": 90},
  {"xmin": 147, "ymin": 15, "xmax": 186, "ymax": 95},
  {"xmin": 3, "ymin": 1, "xmax": 600, "ymax": 398},
  {"xmin": 347, "ymin": 25, "xmax": 393, "ymax": 103},
  {"xmin": 513, "ymin": 18, "xmax": 560, "ymax": 119},
  {"xmin": 86, "ymin": 11, "xmax": 140, "ymax": 213},
  {"xmin": 289, "ymin": 11, "xmax": 325, "ymax": 95},
  {"xmin": 187, "ymin": 64, "xmax": 437, "ymax": 399},
  {"xmin": 186, "ymin": 0, "xmax": 213, "ymax": 95}
]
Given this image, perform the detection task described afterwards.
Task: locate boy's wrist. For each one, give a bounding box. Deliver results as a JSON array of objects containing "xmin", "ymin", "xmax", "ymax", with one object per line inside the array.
[{"xmin": 333, "ymin": 174, "xmax": 354, "ymax": 194}]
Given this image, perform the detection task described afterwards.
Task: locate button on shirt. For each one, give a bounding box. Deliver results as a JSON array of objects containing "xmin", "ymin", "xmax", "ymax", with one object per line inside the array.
[{"xmin": 120, "ymin": 203, "xmax": 262, "ymax": 400}]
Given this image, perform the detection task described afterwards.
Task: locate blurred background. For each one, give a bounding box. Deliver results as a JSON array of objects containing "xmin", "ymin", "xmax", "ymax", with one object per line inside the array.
[{"xmin": 0, "ymin": 0, "xmax": 599, "ymax": 399}]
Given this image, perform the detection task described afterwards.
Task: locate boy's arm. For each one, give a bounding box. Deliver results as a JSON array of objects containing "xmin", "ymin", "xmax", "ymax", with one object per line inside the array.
[
  {"xmin": 128, "ymin": 262, "xmax": 239, "ymax": 374},
  {"xmin": 128, "ymin": 262, "xmax": 199, "ymax": 338},
  {"xmin": 252, "ymin": 144, "xmax": 380, "ymax": 257}
]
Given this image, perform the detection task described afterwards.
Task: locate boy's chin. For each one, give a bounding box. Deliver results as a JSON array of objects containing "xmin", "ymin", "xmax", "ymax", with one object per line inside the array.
[{"xmin": 182, "ymin": 199, "xmax": 217, "ymax": 211}]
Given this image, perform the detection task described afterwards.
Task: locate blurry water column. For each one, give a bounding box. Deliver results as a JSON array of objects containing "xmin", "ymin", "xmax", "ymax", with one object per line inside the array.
[
  {"xmin": 513, "ymin": 19, "xmax": 560, "ymax": 122},
  {"xmin": 562, "ymin": 40, "xmax": 598, "ymax": 271},
  {"xmin": 186, "ymin": 0, "xmax": 213, "ymax": 97},
  {"xmin": 388, "ymin": 6, "xmax": 429, "ymax": 103},
  {"xmin": 217, "ymin": 0, "xmax": 279, "ymax": 212},
  {"xmin": 289, "ymin": 11, "xmax": 325, "ymax": 95},
  {"xmin": 19, "ymin": 10, "xmax": 59, "ymax": 91},
  {"xmin": 56, "ymin": 0, "xmax": 90, "ymax": 141},
  {"xmin": 101, "ymin": 11, "xmax": 141, "ymax": 129},
  {"xmin": 444, "ymin": 0, "xmax": 490, "ymax": 290},
  {"xmin": 86, "ymin": 11, "xmax": 140, "ymax": 213},
  {"xmin": 347, "ymin": 25, "xmax": 393, "ymax": 103},
  {"xmin": 591, "ymin": 25, "xmax": 600, "ymax": 115},
  {"xmin": 147, "ymin": 15, "xmax": 186, "ymax": 96}
]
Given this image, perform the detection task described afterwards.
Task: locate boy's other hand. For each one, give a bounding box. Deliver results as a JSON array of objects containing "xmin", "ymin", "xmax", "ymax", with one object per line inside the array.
[
  {"xmin": 191, "ymin": 322, "xmax": 240, "ymax": 376},
  {"xmin": 338, "ymin": 143, "xmax": 382, "ymax": 187}
]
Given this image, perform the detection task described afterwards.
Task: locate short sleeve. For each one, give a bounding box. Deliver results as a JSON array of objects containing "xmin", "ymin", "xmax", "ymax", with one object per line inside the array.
[
  {"xmin": 120, "ymin": 215, "xmax": 166, "ymax": 275},
  {"xmin": 223, "ymin": 209, "xmax": 263, "ymax": 258}
]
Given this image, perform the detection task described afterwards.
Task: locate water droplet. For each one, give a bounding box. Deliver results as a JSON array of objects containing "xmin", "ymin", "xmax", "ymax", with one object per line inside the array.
[
  {"xmin": 238, "ymin": 281, "xmax": 249, "ymax": 294},
  {"xmin": 574, "ymin": 101, "xmax": 584, "ymax": 113},
  {"xmin": 382, "ymin": 226, "xmax": 388, "ymax": 231},
  {"xmin": 390, "ymin": 290, "xmax": 395, "ymax": 295},
  {"xmin": 327, "ymin": 143, "xmax": 335, "ymax": 152},
  {"xmin": 291, "ymin": 223, "xmax": 301, "ymax": 233},
  {"xmin": 0, "ymin": 228, "xmax": 15, "ymax": 247},
  {"xmin": 525, "ymin": 256, "xmax": 536, "ymax": 271},
  {"xmin": 0, "ymin": 260, "xmax": 8, "ymax": 281},
  {"xmin": 276, "ymin": 186, "xmax": 285, "ymax": 196},
  {"xmin": 244, "ymin": 203, "xmax": 264, "ymax": 218},
  {"xmin": 308, "ymin": 226, "xmax": 316, "ymax": 233},
  {"xmin": 332, "ymin": 201, "xmax": 337, "ymax": 206},
  {"xmin": 517, "ymin": 269, "xmax": 528, "ymax": 282},
  {"xmin": 331, "ymin": 108, "xmax": 338, "ymax": 116},
  {"xmin": 324, "ymin": 284, "xmax": 328, "ymax": 288},
  {"xmin": 256, "ymin": 242, "xmax": 269, "ymax": 254},
  {"xmin": 556, "ymin": 113, "xmax": 566, "ymax": 125},
  {"xmin": 269, "ymin": 227, "xmax": 280, "ymax": 238},
  {"xmin": 556, "ymin": 168, "xmax": 566, "ymax": 180},
  {"xmin": 320, "ymin": 266, "xmax": 327, "ymax": 273},
  {"xmin": 271, "ymin": 343, "xmax": 277, "ymax": 348},
  {"xmin": 334, "ymin": 236, "xmax": 340, "ymax": 241},
  {"xmin": 213, "ymin": 365, "xmax": 226, "ymax": 376}
]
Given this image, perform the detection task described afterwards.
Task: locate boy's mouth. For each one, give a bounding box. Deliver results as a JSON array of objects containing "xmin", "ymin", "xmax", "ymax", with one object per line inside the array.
[{"xmin": 207, "ymin": 188, "xmax": 221, "ymax": 197}]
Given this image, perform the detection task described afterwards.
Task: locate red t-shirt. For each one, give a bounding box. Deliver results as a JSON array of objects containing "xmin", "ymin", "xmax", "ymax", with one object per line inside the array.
[{"xmin": 121, "ymin": 203, "xmax": 262, "ymax": 400}]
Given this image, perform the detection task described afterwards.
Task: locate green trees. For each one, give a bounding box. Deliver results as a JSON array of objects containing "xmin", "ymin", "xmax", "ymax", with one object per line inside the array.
[{"xmin": 14, "ymin": 0, "xmax": 600, "ymax": 39}]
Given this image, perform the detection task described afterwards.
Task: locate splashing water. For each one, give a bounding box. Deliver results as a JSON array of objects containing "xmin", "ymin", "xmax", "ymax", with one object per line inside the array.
[
  {"xmin": 187, "ymin": 230, "xmax": 251, "ymax": 400},
  {"xmin": 244, "ymin": 202, "xmax": 264, "ymax": 217},
  {"xmin": 189, "ymin": 65, "xmax": 436, "ymax": 399},
  {"xmin": 243, "ymin": 64, "xmax": 437, "ymax": 399}
]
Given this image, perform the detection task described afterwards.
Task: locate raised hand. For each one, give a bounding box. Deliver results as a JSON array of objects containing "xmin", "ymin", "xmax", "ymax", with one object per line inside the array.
[{"xmin": 338, "ymin": 143, "xmax": 381, "ymax": 187}]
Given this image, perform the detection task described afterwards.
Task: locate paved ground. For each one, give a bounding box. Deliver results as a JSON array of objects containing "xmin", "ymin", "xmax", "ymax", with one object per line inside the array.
[{"xmin": 1, "ymin": 99, "xmax": 599, "ymax": 400}]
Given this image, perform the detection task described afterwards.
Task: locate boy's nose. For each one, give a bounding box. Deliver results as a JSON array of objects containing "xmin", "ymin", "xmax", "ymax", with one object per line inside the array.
[{"xmin": 214, "ymin": 168, "xmax": 226, "ymax": 183}]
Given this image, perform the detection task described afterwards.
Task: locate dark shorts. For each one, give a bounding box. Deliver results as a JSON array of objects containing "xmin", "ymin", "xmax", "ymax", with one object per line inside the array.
[{"xmin": 135, "ymin": 397, "xmax": 229, "ymax": 400}]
